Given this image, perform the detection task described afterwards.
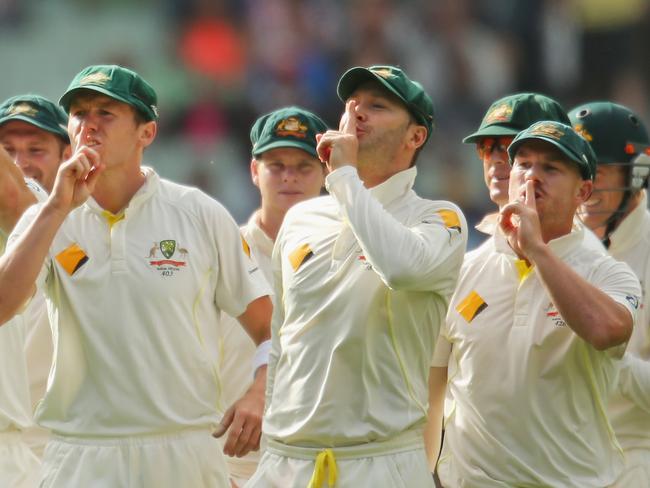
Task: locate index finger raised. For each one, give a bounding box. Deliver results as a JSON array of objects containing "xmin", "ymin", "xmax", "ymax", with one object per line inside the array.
[{"xmin": 339, "ymin": 99, "xmax": 357, "ymax": 135}]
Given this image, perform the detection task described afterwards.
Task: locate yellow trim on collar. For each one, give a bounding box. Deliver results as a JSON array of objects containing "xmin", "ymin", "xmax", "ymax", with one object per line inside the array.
[
  {"xmin": 101, "ymin": 210, "xmax": 125, "ymax": 229},
  {"xmin": 514, "ymin": 259, "xmax": 534, "ymax": 282}
]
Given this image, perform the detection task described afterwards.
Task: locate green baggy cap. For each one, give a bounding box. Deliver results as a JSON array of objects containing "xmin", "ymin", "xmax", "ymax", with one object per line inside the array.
[
  {"xmin": 59, "ymin": 65, "xmax": 158, "ymax": 121},
  {"xmin": 337, "ymin": 65, "xmax": 434, "ymax": 141},
  {"xmin": 507, "ymin": 121, "xmax": 596, "ymax": 180},
  {"xmin": 463, "ymin": 93, "xmax": 570, "ymax": 143},
  {"xmin": 0, "ymin": 94, "xmax": 69, "ymax": 142},
  {"xmin": 569, "ymin": 101, "xmax": 650, "ymax": 164},
  {"xmin": 251, "ymin": 106, "xmax": 328, "ymax": 158}
]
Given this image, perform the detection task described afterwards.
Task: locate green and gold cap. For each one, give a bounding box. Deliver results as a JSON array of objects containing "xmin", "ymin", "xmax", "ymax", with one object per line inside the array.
[
  {"xmin": 0, "ymin": 94, "xmax": 69, "ymax": 142},
  {"xmin": 569, "ymin": 102, "xmax": 650, "ymax": 164},
  {"xmin": 59, "ymin": 65, "xmax": 158, "ymax": 121},
  {"xmin": 507, "ymin": 121, "xmax": 596, "ymax": 180},
  {"xmin": 463, "ymin": 93, "xmax": 570, "ymax": 143},
  {"xmin": 337, "ymin": 65, "xmax": 434, "ymax": 141},
  {"xmin": 251, "ymin": 106, "xmax": 328, "ymax": 158}
]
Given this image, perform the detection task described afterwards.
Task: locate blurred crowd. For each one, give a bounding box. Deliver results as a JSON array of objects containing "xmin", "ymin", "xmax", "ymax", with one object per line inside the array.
[{"xmin": 1, "ymin": 0, "xmax": 649, "ymax": 247}]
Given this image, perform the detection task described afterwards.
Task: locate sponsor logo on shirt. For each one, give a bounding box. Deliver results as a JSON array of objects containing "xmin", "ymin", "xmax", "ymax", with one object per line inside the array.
[
  {"xmin": 289, "ymin": 243, "xmax": 313, "ymax": 271},
  {"xmin": 625, "ymin": 294, "xmax": 640, "ymax": 310},
  {"xmin": 456, "ymin": 291, "xmax": 487, "ymax": 323},
  {"xmin": 147, "ymin": 239, "xmax": 188, "ymax": 277},
  {"xmin": 357, "ymin": 254, "xmax": 373, "ymax": 271},
  {"xmin": 545, "ymin": 302, "xmax": 566, "ymax": 327},
  {"xmin": 55, "ymin": 243, "xmax": 89, "ymax": 276}
]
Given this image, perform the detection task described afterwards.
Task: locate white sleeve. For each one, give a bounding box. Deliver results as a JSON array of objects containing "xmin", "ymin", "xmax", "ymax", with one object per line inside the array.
[
  {"xmin": 617, "ymin": 353, "xmax": 650, "ymax": 415},
  {"xmin": 326, "ymin": 166, "xmax": 467, "ymax": 293},
  {"xmin": 211, "ymin": 204, "xmax": 272, "ymax": 318},
  {"xmin": 7, "ymin": 203, "xmax": 51, "ymax": 293},
  {"xmin": 431, "ymin": 330, "xmax": 452, "ymax": 367},
  {"xmin": 265, "ymin": 233, "xmax": 284, "ymax": 408}
]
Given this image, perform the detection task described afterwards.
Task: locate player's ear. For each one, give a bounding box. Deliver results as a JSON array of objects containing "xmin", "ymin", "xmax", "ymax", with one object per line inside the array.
[
  {"xmin": 576, "ymin": 178, "xmax": 593, "ymax": 203},
  {"xmin": 251, "ymin": 159, "xmax": 260, "ymax": 188},
  {"xmin": 139, "ymin": 120, "xmax": 157, "ymax": 148},
  {"xmin": 407, "ymin": 124, "xmax": 427, "ymax": 150},
  {"xmin": 62, "ymin": 143, "xmax": 72, "ymax": 161}
]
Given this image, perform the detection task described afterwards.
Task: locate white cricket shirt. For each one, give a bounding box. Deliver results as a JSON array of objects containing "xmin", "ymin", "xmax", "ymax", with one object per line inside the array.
[
  {"xmin": 607, "ymin": 191, "xmax": 650, "ymax": 453},
  {"xmin": 433, "ymin": 224, "xmax": 641, "ymax": 487},
  {"xmin": 264, "ymin": 166, "xmax": 467, "ymax": 447},
  {"xmin": 8, "ymin": 168, "xmax": 270, "ymax": 436},
  {"xmin": 214, "ymin": 212, "xmax": 272, "ymax": 478}
]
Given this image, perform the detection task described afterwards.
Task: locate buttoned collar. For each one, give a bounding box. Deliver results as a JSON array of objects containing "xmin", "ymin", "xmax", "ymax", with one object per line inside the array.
[
  {"xmin": 494, "ymin": 222, "xmax": 586, "ymax": 261},
  {"xmin": 368, "ymin": 166, "xmax": 417, "ymax": 206},
  {"xmin": 246, "ymin": 210, "xmax": 274, "ymax": 258},
  {"xmin": 84, "ymin": 166, "xmax": 159, "ymax": 217}
]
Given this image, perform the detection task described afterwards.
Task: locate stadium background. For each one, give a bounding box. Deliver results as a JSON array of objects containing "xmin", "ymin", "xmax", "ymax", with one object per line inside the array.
[{"xmin": 1, "ymin": 0, "xmax": 648, "ymax": 248}]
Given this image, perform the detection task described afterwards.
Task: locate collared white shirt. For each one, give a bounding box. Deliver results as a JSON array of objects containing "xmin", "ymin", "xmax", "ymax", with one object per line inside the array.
[
  {"xmin": 213, "ymin": 211, "xmax": 272, "ymax": 479},
  {"xmin": 433, "ymin": 224, "xmax": 641, "ymax": 487},
  {"xmin": 606, "ymin": 191, "xmax": 650, "ymax": 452},
  {"xmin": 8, "ymin": 168, "xmax": 270, "ymax": 437},
  {"xmin": 265, "ymin": 165, "xmax": 467, "ymax": 446},
  {"xmin": 0, "ymin": 177, "xmax": 49, "ymax": 434}
]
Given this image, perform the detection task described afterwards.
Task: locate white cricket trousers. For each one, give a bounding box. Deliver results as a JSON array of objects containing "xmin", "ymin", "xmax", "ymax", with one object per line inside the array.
[
  {"xmin": 39, "ymin": 428, "xmax": 230, "ymax": 487},
  {"xmin": 245, "ymin": 428, "xmax": 434, "ymax": 488}
]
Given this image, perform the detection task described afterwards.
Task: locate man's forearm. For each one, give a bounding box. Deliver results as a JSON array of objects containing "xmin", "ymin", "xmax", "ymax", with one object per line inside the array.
[{"xmin": 530, "ymin": 245, "xmax": 633, "ymax": 350}]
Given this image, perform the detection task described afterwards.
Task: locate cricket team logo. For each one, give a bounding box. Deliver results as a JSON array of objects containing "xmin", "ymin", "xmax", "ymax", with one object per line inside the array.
[
  {"xmin": 147, "ymin": 239, "xmax": 188, "ymax": 277},
  {"xmin": 572, "ymin": 123, "xmax": 593, "ymax": 142},
  {"xmin": 276, "ymin": 117, "xmax": 308, "ymax": 138},
  {"xmin": 7, "ymin": 102, "xmax": 38, "ymax": 117},
  {"xmin": 370, "ymin": 67, "xmax": 394, "ymax": 79},
  {"xmin": 484, "ymin": 103, "xmax": 513, "ymax": 124},
  {"xmin": 79, "ymin": 72, "xmax": 111, "ymax": 87},
  {"xmin": 529, "ymin": 123, "xmax": 564, "ymax": 140}
]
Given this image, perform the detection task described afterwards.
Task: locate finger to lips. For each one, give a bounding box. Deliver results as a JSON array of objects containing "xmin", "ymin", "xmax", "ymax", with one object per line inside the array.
[
  {"xmin": 525, "ymin": 180, "xmax": 536, "ymax": 208},
  {"xmin": 340, "ymin": 100, "xmax": 357, "ymax": 134}
]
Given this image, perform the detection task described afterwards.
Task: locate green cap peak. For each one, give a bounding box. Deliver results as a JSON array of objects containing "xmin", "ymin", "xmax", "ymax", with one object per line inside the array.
[
  {"xmin": 463, "ymin": 93, "xmax": 569, "ymax": 143},
  {"xmin": 251, "ymin": 106, "xmax": 328, "ymax": 158},
  {"xmin": 336, "ymin": 65, "xmax": 434, "ymax": 142},
  {"xmin": 569, "ymin": 101, "xmax": 650, "ymax": 165},
  {"xmin": 0, "ymin": 94, "xmax": 69, "ymax": 142},
  {"xmin": 59, "ymin": 65, "xmax": 158, "ymax": 121},
  {"xmin": 508, "ymin": 120, "xmax": 596, "ymax": 180}
]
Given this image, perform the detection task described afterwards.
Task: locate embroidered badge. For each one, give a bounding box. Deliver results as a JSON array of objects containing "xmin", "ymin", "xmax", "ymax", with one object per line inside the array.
[
  {"xmin": 146, "ymin": 240, "xmax": 188, "ymax": 277},
  {"xmin": 276, "ymin": 117, "xmax": 308, "ymax": 138},
  {"xmin": 484, "ymin": 103, "xmax": 513, "ymax": 124},
  {"xmin": 7, "ymin": 102, "xmax": 38, "ymax": 117}
]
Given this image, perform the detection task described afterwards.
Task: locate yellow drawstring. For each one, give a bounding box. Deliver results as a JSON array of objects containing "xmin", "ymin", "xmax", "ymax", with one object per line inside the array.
[{"xmin": 307, "ymin": 448, "xmax": 338, "ymax": 488}]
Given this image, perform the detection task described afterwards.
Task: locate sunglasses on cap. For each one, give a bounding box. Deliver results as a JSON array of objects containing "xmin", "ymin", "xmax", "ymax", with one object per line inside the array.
[{"xmin": 476, "ymin": 137, "xmax": 514, "ymax": 158}]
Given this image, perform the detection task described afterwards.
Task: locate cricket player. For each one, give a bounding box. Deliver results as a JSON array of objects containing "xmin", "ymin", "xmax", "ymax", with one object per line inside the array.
[
  {"xmin": 247, "ymin": 65, "xmax": 467, "ymax": 487},
  {"xmin": 424, "ymin": 93, "xmax": 575, "ymax": 467},
  {"xmin": 215, "ymin": 106, "xmax": 327, "ymax": 487},
  {"xmin": 430, "ymin": 120, "xmax": 641, "ymax": 487},
  {"xmin": 570, "ymin": 102, "xmax": 650, "ymax": 485},
  {"xmin": 0, "ymin": 95, "xmax": 71, "ymax": 486},
  {"xmin": 0, "ymin": 65, "xmax": 272, "ymax": 487},
  {"xmin": 0, "ymin": 94, "xmax": 72, "ymax": 462}
]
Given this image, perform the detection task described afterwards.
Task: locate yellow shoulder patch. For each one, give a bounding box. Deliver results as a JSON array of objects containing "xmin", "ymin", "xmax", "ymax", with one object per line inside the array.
[
  {"xmin": 456, "ymin": 291, "xmax": 487, "ymax": 323},
  {"xmin": 55, "ymin": 243, "xmax": 89, "ymax": 276},
  {"xmin": 241, "ymin": 235, "xmax": 251, "ymax": 258},
  {"xmin": 289, "ymin": 243, "xmax": 313, "ymax": 271},
  {"xmin": 437, "ymin": 209, "xmax": 462, "ymax": 232}
]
